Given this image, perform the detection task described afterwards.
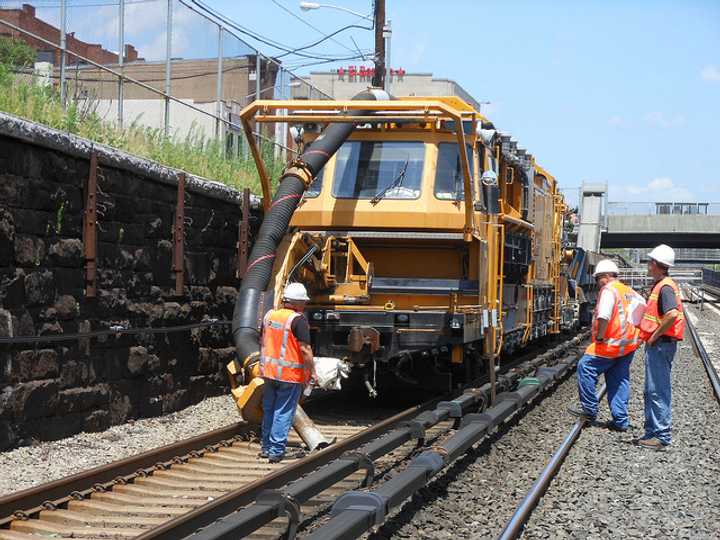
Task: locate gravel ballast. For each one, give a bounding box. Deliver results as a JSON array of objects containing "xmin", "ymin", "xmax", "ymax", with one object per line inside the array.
[
  {"xmin": 520, "ymin": 305, "xmax": 720, "ymax": 539},
  {"xmin": 370, "ymin": 346, "xmax": 588, "ymax": 539},
  {"xmin": 0, "ymin": 394, "xmax": 238, "ymax": 496},
  {"xmin": 369, "ymin": 306, "xmax": 720, "ymax": 539}
]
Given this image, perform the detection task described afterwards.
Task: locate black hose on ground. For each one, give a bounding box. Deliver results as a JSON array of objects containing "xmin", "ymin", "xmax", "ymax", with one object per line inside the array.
[{"xmin": 232, "ymin": 89, "xmax": 391, "ymax": 368}]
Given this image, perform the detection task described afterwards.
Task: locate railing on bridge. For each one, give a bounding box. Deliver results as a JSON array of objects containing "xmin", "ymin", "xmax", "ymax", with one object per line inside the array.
[
  {"xmin": 607, "ymin": 202, "xmax": 720, "ymax": 216},
  {"xmin": 637, "ymin": 248, "xmax": 720, "ymax": 262},
  {"xmin": 703, "ymin": 268, "xmax": 720, "ymax": 289},
  {"xmin": 618, "ymin": 268, "xmax": 702, "ymax": 291}
]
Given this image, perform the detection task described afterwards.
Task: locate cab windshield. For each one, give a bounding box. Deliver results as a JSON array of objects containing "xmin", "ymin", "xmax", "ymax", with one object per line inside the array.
[{"xmin": 332, "ymin": 141, "xmax": 425, "ymax": 199}]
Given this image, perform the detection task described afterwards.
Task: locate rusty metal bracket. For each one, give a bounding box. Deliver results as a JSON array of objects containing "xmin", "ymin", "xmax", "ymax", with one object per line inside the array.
[
  {"xmin": 237, "ymin": 187, "xmax": 250, "ymax": 278},
  {"xmin": 172, "ymin": 173, "xmax": 186, "ymax": 296},
  {"xmin": 82, "ymin": 152, "xmax": 98, "ymax": 298}
]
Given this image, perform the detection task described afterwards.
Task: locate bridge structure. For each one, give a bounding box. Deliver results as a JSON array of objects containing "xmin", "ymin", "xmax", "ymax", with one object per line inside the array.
[
  {"xmin": 602, "ymin": 201, "xmax": 720, "ymax": 250},
  {"xmin": 572, "ymin": 182, "xmax": 720, "ymax": 262}
]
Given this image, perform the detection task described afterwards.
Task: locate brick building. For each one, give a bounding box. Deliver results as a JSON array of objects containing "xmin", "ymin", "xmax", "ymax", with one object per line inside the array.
[{"xmin": 0, "ymin": 4, "xmax": 139, "ymax": 65}]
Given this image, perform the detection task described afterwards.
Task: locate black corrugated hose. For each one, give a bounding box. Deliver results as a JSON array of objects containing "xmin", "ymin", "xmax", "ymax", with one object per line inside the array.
[{"xmin": 231, "ymin": 89, "xmax": 390, "ymax": 370}]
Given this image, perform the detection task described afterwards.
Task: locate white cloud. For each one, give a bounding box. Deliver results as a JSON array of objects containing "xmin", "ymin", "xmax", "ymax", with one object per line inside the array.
[
  {"xmin": 645, "ymin": 111, "xmax": 686, "ymax": 129},
  {"xmin": 648, "ymin": 177, "xmax": 673, "ymax": 190},
  {"xmin": 616, "ymin": 177, "xmax": 696, "ymax": 202},
  {"xmin": 608, "ymin": 115, "xmax": 625, "ymax": 128},
  {"xmin": 701, "ymin": 65, "xmax": 720, "ymax": 82}
]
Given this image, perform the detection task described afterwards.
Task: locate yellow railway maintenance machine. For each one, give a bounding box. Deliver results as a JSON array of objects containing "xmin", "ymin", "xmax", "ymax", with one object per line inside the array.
[{"xmin": 229, "ymin": 95, "xmax": 578, "ymax": 429}]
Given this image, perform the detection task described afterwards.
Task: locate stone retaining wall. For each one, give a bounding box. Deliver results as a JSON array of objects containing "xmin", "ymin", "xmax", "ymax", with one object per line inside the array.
[{"xmin": 0, "ymin": 114, "xmax": 258, "ymax": 449}]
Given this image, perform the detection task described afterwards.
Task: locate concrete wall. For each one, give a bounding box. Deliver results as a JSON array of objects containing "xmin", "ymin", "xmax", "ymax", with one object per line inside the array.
[
  {"xmin": 602, "ymin": 215, "xmax": 720, "ymax": 248},
  {"xmin": 0, "ymin": 113, "xmax": 259, "ymax": 449}
]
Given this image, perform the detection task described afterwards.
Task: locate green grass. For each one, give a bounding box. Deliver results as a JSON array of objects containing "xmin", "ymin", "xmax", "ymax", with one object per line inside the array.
[{"xmin": 0, "ymin": 63, "xmax": 285, "ymax": 193}]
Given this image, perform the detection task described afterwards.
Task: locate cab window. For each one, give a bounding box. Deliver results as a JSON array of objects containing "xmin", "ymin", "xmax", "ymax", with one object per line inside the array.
[
  {"xmin": 435, "ymin": 143, "xmax": 472, "ymax": 201},
  {"xmin": 332, "ymin": 141, "xmax": 424, "ymax": 199}
]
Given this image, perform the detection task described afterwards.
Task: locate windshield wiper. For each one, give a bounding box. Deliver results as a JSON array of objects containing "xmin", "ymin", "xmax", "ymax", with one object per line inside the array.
[{"xmin": 370, "ymin": 159, "xmax": 409, "ymax": 205}]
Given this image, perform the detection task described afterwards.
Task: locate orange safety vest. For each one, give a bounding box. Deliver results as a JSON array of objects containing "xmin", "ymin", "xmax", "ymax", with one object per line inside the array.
[
  {"xmin": 260, "ymin": 308, "xmax": 309, "ymax": 384},
  {"xmin": 639, "ymin": 277, "xmax": 685, "ymax": 341},
  {"xmin": 586, "ymin": 280, "xmax": 641, "ymax": 359}
]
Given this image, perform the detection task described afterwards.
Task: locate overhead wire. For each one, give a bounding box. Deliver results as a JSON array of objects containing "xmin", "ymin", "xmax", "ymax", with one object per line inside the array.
[
  {"xmin": 183, "ymin": 0, "xmax": 370, "ymax": 62},
  {"xmin": 269, "ymin": 0, "xmax": 366, "ymax": 56}
]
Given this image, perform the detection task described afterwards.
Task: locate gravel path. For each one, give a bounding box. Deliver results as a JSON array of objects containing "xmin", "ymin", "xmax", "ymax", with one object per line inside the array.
[
  {"xmin": 369, "ymin": 345, "xmax": 588, "ymax": 539},
  {"xmin": 0, "ymin": 394, "xmax": 238, "ymax": 495},
  {"xmin": 521, "ymin": 304, "xmax": 720, "ymax": 539}
]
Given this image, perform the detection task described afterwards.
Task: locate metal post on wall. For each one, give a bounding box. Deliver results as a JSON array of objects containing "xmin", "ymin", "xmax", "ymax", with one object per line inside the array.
[
  {"xmin": 215, "ymin": 26, "xmax": 224, "ymax": 141},
  {"xmin": 164, "ymin": 0, "xmax": 173, "ymax": 137},
  {"xmin": 118, "ymin": 0, "xmax": 125, "ymax": 128},
  {"xmin": 59, "ymin": 0, "xmax": 67, "ymax": 107}
]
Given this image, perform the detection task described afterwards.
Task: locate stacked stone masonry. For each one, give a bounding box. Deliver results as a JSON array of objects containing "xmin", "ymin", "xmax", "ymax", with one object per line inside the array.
[{"xmin": 0, "ymin": 132, "xmax": 254, "ymax": 450}]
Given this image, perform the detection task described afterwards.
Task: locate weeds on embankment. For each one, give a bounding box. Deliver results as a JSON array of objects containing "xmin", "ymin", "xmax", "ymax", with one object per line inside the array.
[{"xmin": 0, "ymin": 62, "xmax": 284, "ymax": 192}]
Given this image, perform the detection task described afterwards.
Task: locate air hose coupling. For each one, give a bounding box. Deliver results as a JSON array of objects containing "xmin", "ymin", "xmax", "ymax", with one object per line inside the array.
[{"xmin": 282, "ymin": 157, "xmax": 315, "ymax": 189}]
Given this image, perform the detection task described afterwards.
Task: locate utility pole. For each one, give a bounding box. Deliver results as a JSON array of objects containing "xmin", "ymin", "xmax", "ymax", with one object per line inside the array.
[{"xmin": 371, "ymin": 0, "xmax": 385, "ymax": 89}]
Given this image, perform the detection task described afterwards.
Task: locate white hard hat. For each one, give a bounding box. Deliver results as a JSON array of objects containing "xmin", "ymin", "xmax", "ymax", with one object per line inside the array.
[
  {"xmin": 283, "ymin": 282, "xmax": 310, "ymax": 302},
  {"xmin": 647, "ymin": 244, "xmax": 675, "ymax": 267},
  {"xmin": 593, "ymin": 259, "xmax": 619, "ymax": 277}
]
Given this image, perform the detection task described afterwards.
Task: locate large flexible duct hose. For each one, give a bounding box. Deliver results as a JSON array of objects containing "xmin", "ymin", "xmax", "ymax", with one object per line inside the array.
[{"xmin": 232, "ymin": 89, "xmax": 390, "ymax": 369}]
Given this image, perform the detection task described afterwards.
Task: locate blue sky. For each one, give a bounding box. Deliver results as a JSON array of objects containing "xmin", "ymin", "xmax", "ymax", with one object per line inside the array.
[
  {"xmin": 214, "ymin": 0, "xmax": 720, "ymax": 207},
  {"xmin": 22, "ymin": 0, "xmax": 720, "ymax": 206}
]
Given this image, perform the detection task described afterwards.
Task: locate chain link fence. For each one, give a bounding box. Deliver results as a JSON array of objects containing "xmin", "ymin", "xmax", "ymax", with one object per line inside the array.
[{"xmin": 0, "ymin": 0, "xmax": 333, "ymax": 188}]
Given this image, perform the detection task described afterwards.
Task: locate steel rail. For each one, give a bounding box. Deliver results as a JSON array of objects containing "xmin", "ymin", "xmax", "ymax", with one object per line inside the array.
[
  {"xmin": 496, "ymin": 383, "xmax": 607, "ymax": 540},
  {"xmin": 136, "ymin": 402, "xmax": 433, "ymax": 540},
  {"xmin": 171, "ymin": 334, "xmax": 585, "ymax": 540},
  {"xmin": 0, "ymin": 422, "xmax": 249, "ymax": 523},
  {"xmin": 303, "ymin": 345, "xmax": 589, "ymax": 540},
  {"xmin": 684, "ymin": 306, "xmax": 720, "ymax": 404}
]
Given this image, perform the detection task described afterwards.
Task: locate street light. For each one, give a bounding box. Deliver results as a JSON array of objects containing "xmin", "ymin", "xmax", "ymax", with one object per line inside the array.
[
  {"xmin": 299, "ymin": 2, "xmax": 372, "ymax": 21},
  {"xmin": 299, "ymin": 1, "xmax": 389, "ymax": 90}
]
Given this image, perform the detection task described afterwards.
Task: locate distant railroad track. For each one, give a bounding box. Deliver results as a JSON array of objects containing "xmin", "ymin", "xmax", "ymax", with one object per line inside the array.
[{"xmin": 0, "ymin": 332, "xmax": 589, "ymax": 540}]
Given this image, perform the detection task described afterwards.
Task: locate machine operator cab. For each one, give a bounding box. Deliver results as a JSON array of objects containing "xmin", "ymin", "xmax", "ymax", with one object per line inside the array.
[{"xmin": 239, "ymin": 96, "xmax": 568, "ymax": 394}]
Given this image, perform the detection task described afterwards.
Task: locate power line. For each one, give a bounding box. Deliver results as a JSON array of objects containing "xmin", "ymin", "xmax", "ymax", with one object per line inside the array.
[
  {"xmin": 269, "ymin": 0, "xmax": 357, "ymax": 54},
  {"xmin": 184, "ymin": 0, "xmax": 369, "ymax": 62}
]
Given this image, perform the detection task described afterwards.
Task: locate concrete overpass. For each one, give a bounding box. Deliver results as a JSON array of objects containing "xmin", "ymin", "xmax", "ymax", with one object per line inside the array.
[{"xmin": 600, "ymin": 202, "xmax": 720, "ymax": 249}]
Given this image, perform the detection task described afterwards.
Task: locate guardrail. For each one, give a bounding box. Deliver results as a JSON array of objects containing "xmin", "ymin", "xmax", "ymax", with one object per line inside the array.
[
  {"xmin": 607, "ymin": 202, "xmax": 720, "ymax": 216},
  {"xmin": 703, "ymin": 268, "xmax": 720, "ymax": 288}
]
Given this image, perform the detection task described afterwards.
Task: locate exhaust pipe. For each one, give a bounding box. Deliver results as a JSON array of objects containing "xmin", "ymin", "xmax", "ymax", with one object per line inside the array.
[{"xmin": 232, "ymin": 89, "xmax": 391, "ymax": 451}]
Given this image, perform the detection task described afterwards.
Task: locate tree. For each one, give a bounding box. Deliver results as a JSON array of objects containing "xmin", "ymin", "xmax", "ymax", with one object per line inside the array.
[{"xmin": 0, "ymin": 36, "xmax": 36, "ymax": 68}]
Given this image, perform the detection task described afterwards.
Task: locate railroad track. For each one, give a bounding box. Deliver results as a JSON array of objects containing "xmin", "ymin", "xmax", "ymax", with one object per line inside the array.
[
  {"xmin": 0, "ymin": 333, "xmax": 588, "ymax": 540},
  {"xmin": 496, "ymin": 305, "xmax": 720, "ymax": 539},
  {"xmin": 0, "ymin": 400, "xmax": 438, "ymax": 540}
]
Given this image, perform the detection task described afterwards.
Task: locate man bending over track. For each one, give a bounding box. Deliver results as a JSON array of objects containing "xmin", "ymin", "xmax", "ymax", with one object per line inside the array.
[
  {"xmin": 259, "ymin": 282, "xmax": 316, "ymax": 463},
  {"xmin": 568, "ymin": 259, "xmax": 643, "ymax": 431}
]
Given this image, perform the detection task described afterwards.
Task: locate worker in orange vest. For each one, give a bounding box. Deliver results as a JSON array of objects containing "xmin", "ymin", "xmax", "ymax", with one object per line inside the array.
[
  {"xmin": 636, "ymin": 244, "xmax": 685, "ymax": 450},
  {"xmin": 259, "ymin": 282, "xmax": 316, "ymax": 463},
  {"xmin": 568, "ymin": 259, "xmax": 642, "ymax": 431}
]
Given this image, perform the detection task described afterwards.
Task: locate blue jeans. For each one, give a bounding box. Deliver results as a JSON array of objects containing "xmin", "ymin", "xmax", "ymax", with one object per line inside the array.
[
  {"xmin": 644, "ymin": 340, "xmax": 677, "ymax": 444},
  {"xmin": 577, "ymin": 352, "xmax": 634, "ymax": 428},
  {"xmin": 261, "ymin": 378, "xmax": 302, "ymax": 458}
]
